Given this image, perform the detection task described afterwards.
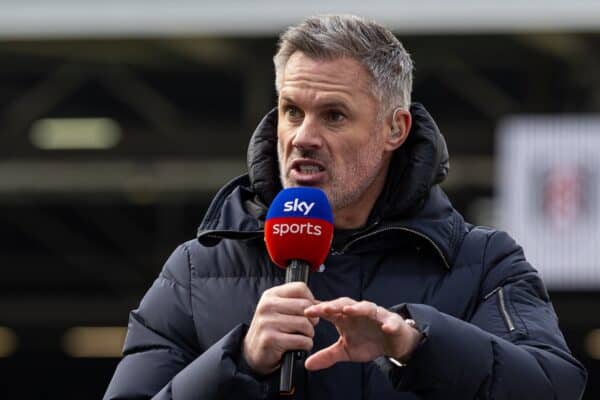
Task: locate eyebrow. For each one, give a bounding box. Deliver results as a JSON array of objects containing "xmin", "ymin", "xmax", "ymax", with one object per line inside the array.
[
  {"xmin": 279, "ymin": 96, "xmax": 297, "ymax": 105},
  {"xmin": 279, "ymin": 96, "xmax": 351, "ymax": 112},
  {"xmin": 319, "ymin": 101, "xmax": 350, "ymax": 112}
]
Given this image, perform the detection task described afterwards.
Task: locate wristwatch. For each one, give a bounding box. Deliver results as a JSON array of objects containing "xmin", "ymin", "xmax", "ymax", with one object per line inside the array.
[{"xmin": 387, "ymin": 318, "xmax": 416, "ymax": 367}]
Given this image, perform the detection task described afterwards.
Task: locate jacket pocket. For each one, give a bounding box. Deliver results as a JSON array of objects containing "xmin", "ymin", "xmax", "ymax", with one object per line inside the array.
[{"xmin": 484, "ymin": 287, "xmax": 516, "ymax": 332}]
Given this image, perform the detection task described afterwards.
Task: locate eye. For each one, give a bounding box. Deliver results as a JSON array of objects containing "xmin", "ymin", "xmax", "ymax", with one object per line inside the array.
[
  {"xmin": 325, "ymin": 110, "xmax": 346, "ymax": 124},
  {"xmin": 284, "ymin": 105, "xmax": 302, "ymax": 120}
]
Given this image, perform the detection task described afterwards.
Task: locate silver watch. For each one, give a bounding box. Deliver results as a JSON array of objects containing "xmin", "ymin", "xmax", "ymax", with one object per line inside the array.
[{"xmin": 386, "ymin": 318, "xmax": 416, "ymax": 367}]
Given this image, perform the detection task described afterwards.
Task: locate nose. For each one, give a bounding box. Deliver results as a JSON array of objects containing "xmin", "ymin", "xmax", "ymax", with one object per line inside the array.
[{"xmin": 291, "ymin": 116, "xmax": 323, "ymax": 150}]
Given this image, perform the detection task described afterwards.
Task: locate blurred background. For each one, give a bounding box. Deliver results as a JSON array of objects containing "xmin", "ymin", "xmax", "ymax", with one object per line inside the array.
[{"xmin": 1, "ymin": 0, "xmax": 599, "ymax": 398}]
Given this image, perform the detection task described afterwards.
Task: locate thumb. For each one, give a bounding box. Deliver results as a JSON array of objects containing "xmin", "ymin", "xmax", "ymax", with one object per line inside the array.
[{"xmin": 304, "ymin": 338, "xmax": 348, "ymax": 371}]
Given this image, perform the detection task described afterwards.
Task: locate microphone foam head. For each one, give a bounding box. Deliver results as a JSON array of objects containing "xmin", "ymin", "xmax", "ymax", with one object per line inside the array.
[{"xmin": 264, "ymin": 187, "xmax": 333, "ymax": 271}]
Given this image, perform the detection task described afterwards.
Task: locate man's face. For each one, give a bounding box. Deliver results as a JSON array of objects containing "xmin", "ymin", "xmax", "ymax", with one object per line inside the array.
[{"xmin": 277, "ymin": 52, "xmax": 391, "ymax": 217}]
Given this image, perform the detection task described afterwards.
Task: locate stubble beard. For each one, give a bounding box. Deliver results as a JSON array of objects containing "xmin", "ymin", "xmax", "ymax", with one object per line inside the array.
[
  {"xmin": 326, "ymin": 136, "xmax": 385, "ymax": 212},
  {"xmin": 277, "ymin": 133, "xmax": 386, "ymax": 213}
]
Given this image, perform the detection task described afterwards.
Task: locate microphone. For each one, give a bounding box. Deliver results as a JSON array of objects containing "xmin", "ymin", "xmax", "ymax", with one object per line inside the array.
[{"xmin": 264, "ymin": 187, "xmax": 333, "ymax": 394}]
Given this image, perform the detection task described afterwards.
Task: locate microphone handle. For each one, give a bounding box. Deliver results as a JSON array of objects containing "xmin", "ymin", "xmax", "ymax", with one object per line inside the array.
[{"xmin": 280, "ymin": 259, "xmax": 310, "ymax": 394}]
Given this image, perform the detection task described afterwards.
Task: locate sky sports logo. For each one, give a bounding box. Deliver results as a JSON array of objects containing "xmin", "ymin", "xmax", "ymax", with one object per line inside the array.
[
  {"xmin": 270, "ymin": 198, "xmax": 323, "ymax": 236},
  {"xmin": 265, "ymin": 188, "xmax": 333, "ymax": 271}
]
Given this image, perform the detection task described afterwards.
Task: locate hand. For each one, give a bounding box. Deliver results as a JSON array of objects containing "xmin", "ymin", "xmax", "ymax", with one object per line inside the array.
[
  {"xmin": 242, "ymin": 282, "xmax": 319, "ymax": 375},
  {"xmin": 303, "ymin": 297, "xmax": 422, "ymax": 371}
]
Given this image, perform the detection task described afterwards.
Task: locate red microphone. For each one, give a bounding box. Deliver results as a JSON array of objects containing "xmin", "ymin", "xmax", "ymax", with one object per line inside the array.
[{"xmin": 264, "ymin": 187, "xmax": 333, "ymax": 394}]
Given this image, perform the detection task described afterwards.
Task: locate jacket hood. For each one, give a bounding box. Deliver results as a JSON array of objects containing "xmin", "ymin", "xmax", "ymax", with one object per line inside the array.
[
  {"xmin": 198, "ymin": 103, "xmax": 465, "ymax": 267},
  {"xmin": 247, "ymin": 102, "xmax": 450, "ymax": 220}
]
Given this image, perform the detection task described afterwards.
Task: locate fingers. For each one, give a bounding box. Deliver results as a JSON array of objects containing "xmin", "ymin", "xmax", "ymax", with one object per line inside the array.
[
  {"xmin": 259, "ymin": 284, "xmax": 319, "ymax": 325},
  {"xmin": 257, "ymin": 297, "xmax": 317, "ymax": 318},
  {"xmin": 306, "ymin": 299, "xmax": 405, "ymax": 332},
  {"xmin": 266, "ymin": 282, "xmax": 316, "ymax": 301},
  {"xmin": 244, "ymin": 329, "xmax": 314, "ymax": 368},
  {"xmin": 242, "ymin": 282, "xmax": 318, "ymax": 374},
  {"xmin": 304, "ymin": 299, "xmax": 420, "ymax": 370},
  {"xmin": 305, "ymin": 338, "xmax": 348, "ymax": 371},
  {"xmin": 263, "ymin": 331, "xmax": 314, "ymax": 353},
  {"xmin": 339, "ymin": 301, "xmax": 405, "ymax": 329},
  {"xmin": 341, "ymin": 301, "xmax": 382, "ymax": 321},
  {"xmin": 304, "ymin": 297, "xmax": 356, "ymax": 318},
  {"xmin": 261, "ymin": 314, "xmax": 316, "ymax": 338}
]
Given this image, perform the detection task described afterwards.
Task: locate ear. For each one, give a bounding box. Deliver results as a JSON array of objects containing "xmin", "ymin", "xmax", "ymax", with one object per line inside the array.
[{"xmin": 384, "ymin": 108, "xmax": 411, "ymax": 151}]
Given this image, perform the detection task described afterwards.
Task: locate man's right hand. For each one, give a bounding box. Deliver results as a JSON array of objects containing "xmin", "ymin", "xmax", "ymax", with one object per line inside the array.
[{"xmin": 242, "ymin": 282, "xmax": 319, "ymax": 375}]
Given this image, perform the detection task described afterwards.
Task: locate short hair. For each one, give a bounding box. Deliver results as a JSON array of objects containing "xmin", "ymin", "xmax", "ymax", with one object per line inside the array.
[{"xmin": 273, "ymin": 14, "xmax": 413, "ymax": 114}]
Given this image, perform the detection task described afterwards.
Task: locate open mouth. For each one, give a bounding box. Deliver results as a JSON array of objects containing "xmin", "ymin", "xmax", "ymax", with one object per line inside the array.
[
  {"xmin": 289, "ymin": 159, "xmax": 326, "ymax": 183},
  {"xmin": 297, "ymin": 164, "xmax": 324, "ymax": 174},
  {"xmin": 291, "ymin": 159, "xmax": 325, "ymax": 173}
]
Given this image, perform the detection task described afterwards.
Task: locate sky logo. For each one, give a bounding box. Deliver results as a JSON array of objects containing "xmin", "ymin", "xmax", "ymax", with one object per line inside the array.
[
  {"xmin": 266, "ymin": 187, "xmax": 333, "ymax": 223},
  {"xmin": 283, "ymin": 198, "xmax": 315, "ymax": 216}
]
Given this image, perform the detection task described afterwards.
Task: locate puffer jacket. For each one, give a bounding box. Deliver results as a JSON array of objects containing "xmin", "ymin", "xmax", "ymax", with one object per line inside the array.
[{"xmin": 104, "ymin": 104, "xmax": 587, "ymax": 399}]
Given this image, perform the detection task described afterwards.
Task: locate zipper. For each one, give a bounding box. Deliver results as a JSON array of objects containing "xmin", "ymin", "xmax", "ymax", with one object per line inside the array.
[
  {"xmin": 485, "ymin": 287, "xmax": 516, "ymax": 332},
  {"xmin": 338, "ymin": 225, "xmax": 450, "ymax": 270}
]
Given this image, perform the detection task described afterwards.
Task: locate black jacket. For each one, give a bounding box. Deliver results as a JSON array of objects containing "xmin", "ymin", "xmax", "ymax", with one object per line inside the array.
[{"xmin": 104, "ymin": 104, "xmax": 587, "ymax": 399}]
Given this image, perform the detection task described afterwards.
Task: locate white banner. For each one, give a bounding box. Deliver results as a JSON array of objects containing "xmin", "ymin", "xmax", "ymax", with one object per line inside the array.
[{"xmin": 498, "ymin": 115, "xmax": 600, "ymax": 289}]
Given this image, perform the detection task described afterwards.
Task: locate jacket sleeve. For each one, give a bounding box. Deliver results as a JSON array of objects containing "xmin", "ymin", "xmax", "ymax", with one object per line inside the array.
[
  {"xmin": 380, "ymin": 230, "xmax": 587, "ymax": 399},
  {"xmin": 103, "ymin": 243, "xmax": 272, "ymax": 400}
]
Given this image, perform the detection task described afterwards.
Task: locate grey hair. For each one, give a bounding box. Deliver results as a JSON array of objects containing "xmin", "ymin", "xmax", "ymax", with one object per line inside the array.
[{"xmin": 273, "ymin": 14, "xmax": 413, "ymax": 114}]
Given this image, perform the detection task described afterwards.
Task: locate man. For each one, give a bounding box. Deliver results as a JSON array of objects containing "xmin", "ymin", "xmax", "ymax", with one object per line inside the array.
[{"xmin": 105, "ymin": 15, "xmax": 586, "ymax": 399}]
